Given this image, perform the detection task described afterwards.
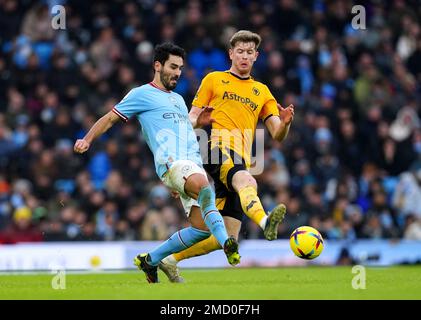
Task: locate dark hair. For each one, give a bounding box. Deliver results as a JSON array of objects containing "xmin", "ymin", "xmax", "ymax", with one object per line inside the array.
[{"xmin": 153, "ymin": 42, "xmax": 186, "ymax": 65}]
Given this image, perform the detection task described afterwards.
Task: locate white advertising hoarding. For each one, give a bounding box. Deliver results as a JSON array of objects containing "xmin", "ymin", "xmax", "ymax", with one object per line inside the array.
[
  {"xmin": 0, "ymin": 240, "xmax": 420, "ymax": 271},
  {"xmin": 0, "ymin": 242, "xmax": 126, "ymax": 271}
]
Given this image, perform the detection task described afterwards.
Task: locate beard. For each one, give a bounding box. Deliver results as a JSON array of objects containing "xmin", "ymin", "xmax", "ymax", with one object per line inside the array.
[{"xmin": 160, "ymin": 70, "xmax": 179, "ymax": 90}]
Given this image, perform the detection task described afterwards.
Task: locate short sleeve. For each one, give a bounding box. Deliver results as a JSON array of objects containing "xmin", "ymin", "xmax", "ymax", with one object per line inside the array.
[
  {"xmin": 113, "ymin": 89, "xmax": 142, "ymax": 122},
  {"xmin": 259, "ymin": 86, "xmax": 279, "ymax": 122},
  {"xmin": 192, "ymin": 73, "xmax": 214, "ymax": 109}
]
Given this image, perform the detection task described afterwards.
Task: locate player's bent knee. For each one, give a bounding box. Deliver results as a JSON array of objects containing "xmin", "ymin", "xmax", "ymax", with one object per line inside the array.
[
  {"xmin": 247, "ymin": 176, "xmax": 258, "ymax": 189},
  {"xmin": 184, "ymin": 173, "xmax": 209, "ymax": 198},
  {"xmin": 232, "ymin": 170, "xmax": 257, "ymax": 192}
]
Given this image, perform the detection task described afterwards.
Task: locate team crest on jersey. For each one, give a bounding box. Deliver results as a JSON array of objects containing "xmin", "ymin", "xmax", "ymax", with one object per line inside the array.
[
  {"xmin": 181, "ymin": 164, "xmax": 192, "ymax": 175},
  {"xmin": 252, "ymin": 87, "xmax": 260, "ymax": 96},
  {"xmin": 169, "ymin": 96, "xmax": 181, "ymax": 110}
]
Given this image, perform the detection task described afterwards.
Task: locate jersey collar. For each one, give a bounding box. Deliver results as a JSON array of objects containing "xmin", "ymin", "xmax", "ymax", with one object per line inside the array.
[
  {"xmin": 149, "ymin": 82, "xmax": 171, "ymax": 93},
  {"xmin": 226, "ymin": 71, "xmax": 252, "ymax": 81}
]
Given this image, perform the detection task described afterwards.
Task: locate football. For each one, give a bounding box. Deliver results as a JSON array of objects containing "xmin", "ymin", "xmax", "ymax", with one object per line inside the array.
[{"xmin": 290, "ymin": 226, "xmax": 324, "ymax": 260}]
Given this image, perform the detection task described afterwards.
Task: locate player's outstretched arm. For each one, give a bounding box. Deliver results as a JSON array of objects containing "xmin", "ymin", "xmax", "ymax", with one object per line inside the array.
[
  {"xmin": 265, "ymin": 104, "xmax": 294, "ymax": 142},
  {"xmin": 189, "ymin": 106, "xmax": 215, "ymax": 129},
  {"xmin": 74, "ymin": 110, "xmax": 120, "ymax": 153}
]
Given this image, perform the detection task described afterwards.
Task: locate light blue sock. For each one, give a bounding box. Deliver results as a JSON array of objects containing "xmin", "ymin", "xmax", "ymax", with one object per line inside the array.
[
  {"xmin": 148, "ymin": 227, "xmax": 210, "ymax": 266},
  {"xmin": 198, "ymin": 185, "xmax": 229, "ymax": 247}
]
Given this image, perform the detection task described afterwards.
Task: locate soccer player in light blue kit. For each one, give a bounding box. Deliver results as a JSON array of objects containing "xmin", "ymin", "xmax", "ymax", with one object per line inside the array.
[{"xmin": 74, "ymin": 43, "xmax": 240, "ymax": 283}]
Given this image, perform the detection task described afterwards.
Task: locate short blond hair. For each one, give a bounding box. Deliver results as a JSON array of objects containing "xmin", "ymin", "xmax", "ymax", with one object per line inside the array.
[{"xmin": 229, "ymin": 30, "xmax": 261, "ymax": 49}]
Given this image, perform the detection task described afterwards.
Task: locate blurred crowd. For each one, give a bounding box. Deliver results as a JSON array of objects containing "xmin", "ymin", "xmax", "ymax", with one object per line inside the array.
[{"xmin": 1, "ymin": 0, "xmax": 421, "ymax": 244}]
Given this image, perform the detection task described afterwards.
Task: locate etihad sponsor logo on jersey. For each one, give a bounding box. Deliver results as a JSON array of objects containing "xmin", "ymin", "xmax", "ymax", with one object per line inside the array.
[{"xmin": 222, "ymin": 91, "xmax": 258, "ymax": 111}]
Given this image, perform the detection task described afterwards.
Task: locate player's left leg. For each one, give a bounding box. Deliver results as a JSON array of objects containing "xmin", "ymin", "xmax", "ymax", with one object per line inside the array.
[
  {"xmin": 160, "ymin": 216, "xmax": 241, "ymax": 283},
  {"xmin": 160, "ymin": 193, "xmax": 243, "ymax": 282},
  {"xmin": 232, "ymin": 170, "xmax": 286, "ymax": 241},
  {"xmin": 216, "ymin": 147, "xmax": 286, "ymax": 240},
  {"xmin": 134, "ymin": 205, "xmax": 211, "ymax": 283},
  {"xmin": 134, "ymin": 160, "xmax": 239, "ymax": 283}
]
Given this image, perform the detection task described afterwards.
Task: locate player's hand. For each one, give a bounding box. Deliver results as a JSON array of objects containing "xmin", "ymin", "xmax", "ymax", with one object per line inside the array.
[
  {"xmin": 277, "ymin": 104, "xmax": 295, "ymax": 125},
  {"xmin": 74, "ymin": 139, "xmax": 90, "ymax": 153},
  {"xmin": 196, "ymin": 106, "xmax": 215, "ymax": 127}
]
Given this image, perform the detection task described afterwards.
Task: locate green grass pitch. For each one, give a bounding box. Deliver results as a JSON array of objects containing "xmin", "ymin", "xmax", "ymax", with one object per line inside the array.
[{"xmin": 0, "ymin": 266, "xmax": 420, "ymax": 300}]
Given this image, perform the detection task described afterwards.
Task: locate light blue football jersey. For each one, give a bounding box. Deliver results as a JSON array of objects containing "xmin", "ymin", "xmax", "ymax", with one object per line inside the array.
[{"xmin": 113, "ymin": 83, "xmax": 203, "ymax": 178}]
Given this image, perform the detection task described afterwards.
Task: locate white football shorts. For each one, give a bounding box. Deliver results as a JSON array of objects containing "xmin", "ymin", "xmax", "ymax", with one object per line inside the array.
[{"xmin": 162, "ymin": 160, "xmax": 206, "ymax": 216}]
